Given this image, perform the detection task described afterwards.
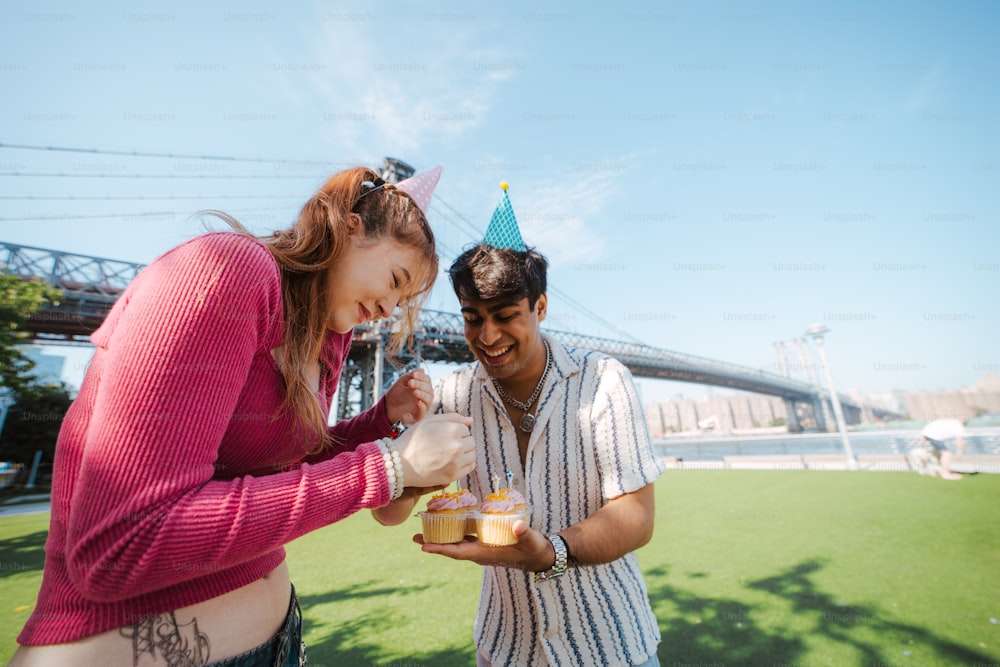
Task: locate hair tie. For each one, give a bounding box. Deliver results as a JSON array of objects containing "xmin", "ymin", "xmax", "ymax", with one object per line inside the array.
[{"xmin": 355, "ymin": 177, "xmax": 388, "ymax": 210}]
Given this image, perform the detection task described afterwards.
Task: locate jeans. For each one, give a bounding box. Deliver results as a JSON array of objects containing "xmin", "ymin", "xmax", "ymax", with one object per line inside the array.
[{"xmin": 208, "ymin": 584, "xmax": 307, "ymax": 667}]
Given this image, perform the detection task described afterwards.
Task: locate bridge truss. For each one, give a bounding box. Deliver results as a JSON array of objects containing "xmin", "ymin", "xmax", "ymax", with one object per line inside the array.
[{"xmin": 2, "ymin": 240, "xmax": 892, "ymax": 427}]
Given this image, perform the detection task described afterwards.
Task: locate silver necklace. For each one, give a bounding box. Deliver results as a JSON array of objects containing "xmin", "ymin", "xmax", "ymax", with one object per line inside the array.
[{"xmin": 492, "ymin": 340, "xmax": 552, "ymax": 432}]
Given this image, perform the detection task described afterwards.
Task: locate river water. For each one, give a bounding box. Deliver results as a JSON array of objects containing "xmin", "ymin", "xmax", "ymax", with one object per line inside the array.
[{"xmin": 653, "ymin": 427, "xmax": 1000, "ymax": 461}]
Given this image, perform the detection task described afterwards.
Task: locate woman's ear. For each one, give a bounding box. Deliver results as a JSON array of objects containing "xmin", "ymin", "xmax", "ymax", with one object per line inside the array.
[{"xmin": 344, "ymin": 211, "xmax": 364, "ymax": 236}]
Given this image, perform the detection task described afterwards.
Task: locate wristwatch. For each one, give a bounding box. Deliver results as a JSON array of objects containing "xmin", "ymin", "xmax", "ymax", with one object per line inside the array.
[
  {"xmin": 390, "ymin": 420, "xmax": 406, "ymax": 439},
  {"xmin": 534, "ymin": 534, "xmax": 569, "ymax": 582}
]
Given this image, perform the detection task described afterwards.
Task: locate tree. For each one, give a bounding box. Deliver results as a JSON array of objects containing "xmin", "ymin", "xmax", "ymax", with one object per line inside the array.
[
  {"xmin": 0, "ymin": 274, "xmax": 62, "ymax": 394},
  {"xmin": 0, "ymin": 274, "xmax": 65, "ymax": 482},
  {"xmin": 0, "ymin": 382, "xmax": 73, "ymax": 481}
]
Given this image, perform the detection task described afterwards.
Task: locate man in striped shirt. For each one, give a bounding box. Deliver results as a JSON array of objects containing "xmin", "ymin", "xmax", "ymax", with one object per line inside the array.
[{"xmin": 419, "ymin": 243, "xmax": 665, "ymax": 666}]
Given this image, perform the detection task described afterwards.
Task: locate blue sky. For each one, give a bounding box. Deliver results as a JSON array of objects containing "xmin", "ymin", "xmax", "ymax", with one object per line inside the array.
[{"xmin": 2, "ymin": 0, "xmax": 998, "ymax": 404}]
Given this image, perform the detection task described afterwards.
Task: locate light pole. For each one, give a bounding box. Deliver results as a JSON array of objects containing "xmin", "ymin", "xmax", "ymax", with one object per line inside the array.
[
  {"xmin": 805, "ymin": 324, "xmax": 859, "ymax": 470},
  {"xmin": 0, "ymin": 389, "xmax": 15, "ymax": 439}
]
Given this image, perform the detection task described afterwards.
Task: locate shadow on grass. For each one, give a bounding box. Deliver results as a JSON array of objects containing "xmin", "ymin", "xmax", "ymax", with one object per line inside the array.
[
  {"xmin": 0, "ymin": 530, "xmax": 46, "ymax": 581},
  {"xmin": 298, "ymin": 579, "xmax": 476, "ymax": 667},
  {"xmin": 649, "ymin": 560, "xmax": 997, "ymax": 666}
]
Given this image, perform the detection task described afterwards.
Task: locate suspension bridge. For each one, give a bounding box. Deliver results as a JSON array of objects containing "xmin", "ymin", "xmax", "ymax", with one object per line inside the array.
[{"xmin": 1, "ymin": 239, "xmax": 898, "ymax": 431}]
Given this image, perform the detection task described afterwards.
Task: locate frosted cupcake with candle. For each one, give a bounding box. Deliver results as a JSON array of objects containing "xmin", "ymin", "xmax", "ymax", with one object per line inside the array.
[
  {"xmin": 499, "ymin": 472, "xmax": 530, "ymax": 518},
  {"xmin": 476, "ymin": 492, "xmax": 523, "ymax": 546},
  {"xmin": 419, "ymin": 488, "xmax": 478, "ymax": 544}
]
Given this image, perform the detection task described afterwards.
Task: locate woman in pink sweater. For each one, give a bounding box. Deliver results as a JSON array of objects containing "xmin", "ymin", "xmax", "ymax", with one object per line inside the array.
[{"xmin": 12, "ymin": 166, "xmax": 475, "ymax": 666}]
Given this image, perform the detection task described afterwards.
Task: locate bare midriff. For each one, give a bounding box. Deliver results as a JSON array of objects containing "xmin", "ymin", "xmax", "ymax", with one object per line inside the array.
[{"xmin": 10, "ymin": 561, "xmax": 291, "ymax": 667}]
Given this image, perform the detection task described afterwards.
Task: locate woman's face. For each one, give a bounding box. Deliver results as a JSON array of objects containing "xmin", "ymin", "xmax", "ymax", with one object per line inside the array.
[{"xmin": 324, "ymin": 234, "xmax": 423, "ymax": 334}]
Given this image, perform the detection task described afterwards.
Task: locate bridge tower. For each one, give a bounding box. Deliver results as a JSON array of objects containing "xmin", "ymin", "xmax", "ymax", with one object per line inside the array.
[
  {"xmin": 790, "ymin": 338, "xmax": 833, "ymax": 432},
  {"xmin": 773, "ymin": 341, "xmax": 803, "ymax": 432},
  {"xmin": 379, "ymin": 157, "xmax": 415, "ymax": 183},
  {"xmin": 333, "ymin": 328, "xmax": 425, "ymax": 422}
]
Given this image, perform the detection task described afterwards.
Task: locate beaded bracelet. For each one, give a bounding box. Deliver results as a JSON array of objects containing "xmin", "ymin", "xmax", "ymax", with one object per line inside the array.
[
  {"xmin": 387, "ymin": 439, "xmax": 404, "ymax": 499},
  {"xmin": 378, "ymin": 437, "xmax": 405, "ymax": 501},
  {"xmin": 375, "ymin": 440, "xmax": 395, "ymax": 499}
]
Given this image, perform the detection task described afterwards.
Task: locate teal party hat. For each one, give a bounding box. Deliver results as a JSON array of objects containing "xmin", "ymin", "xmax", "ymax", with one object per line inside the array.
[{"xmin": 483, "ymin": 181, "xmax": 526, "ymax": 251}]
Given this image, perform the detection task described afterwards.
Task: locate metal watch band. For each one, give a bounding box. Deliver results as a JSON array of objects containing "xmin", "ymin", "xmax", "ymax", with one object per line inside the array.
[{"xmin": 534, "ymin": 534, "xmax": 568, "ymax": 582}]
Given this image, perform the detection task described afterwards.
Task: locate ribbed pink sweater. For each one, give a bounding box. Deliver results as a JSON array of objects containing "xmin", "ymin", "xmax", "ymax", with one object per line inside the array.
[{"xmin": 18, "ymin": 232, "xmax": 394, "ymax": 644}]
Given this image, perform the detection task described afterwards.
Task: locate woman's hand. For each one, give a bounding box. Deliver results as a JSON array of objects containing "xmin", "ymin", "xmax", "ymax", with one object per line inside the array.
[
  {"xmin": 394, "ymin": 413, "xmax": 475, "ymax": 487},
  {"xmin": 384, "ymin": 369, "xmax": 433, "ymax": 427}
]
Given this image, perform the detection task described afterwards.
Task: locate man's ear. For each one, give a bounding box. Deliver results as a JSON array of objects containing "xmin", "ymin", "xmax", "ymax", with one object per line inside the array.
[{"xmin": 535, "ymin": 293, "xmax": 547, "ymax": 323}]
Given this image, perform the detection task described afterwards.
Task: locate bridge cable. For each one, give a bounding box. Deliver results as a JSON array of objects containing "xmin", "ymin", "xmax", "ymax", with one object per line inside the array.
[
  {"xmin": 0, "ymin": 171, "xmax": 320, "ymax": 179},
  {"xmin": 0, "ymin": 194, "xmax": 301, "ymax": 201},
  {"xmin": 427, "ymin": 197, "xmax": 646, "ymax": 345},
  {"xmin": 3, "ymin": 143, "xmax": 645, "ymax": 345},
  {"xmin": 0, "ymin": 141, "xmax": 356, "ymax": 168},
  {"xmin": 0, "ymin": 194, "xmax": 302, "ymax": 201},
  {"xmin": 0, "ymin": 207, "xmax": 294, "ymax": 222}
]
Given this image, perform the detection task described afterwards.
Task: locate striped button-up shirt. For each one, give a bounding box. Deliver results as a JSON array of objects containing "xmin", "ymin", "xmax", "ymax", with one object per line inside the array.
[{"xmin": 434, "ymin": 335, "xmax": 664, "ymax": 666}]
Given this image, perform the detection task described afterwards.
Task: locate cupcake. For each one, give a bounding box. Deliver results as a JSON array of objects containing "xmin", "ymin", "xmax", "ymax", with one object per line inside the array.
[
  {"xmin": 500, "ymin": 487, "xmax": 529, "ymax": 516},
  {"xmin": 454, "ymin": 488, "xmax": 480, "ymax": 535},
  {"xmin": 476, "ymin": 493, "xmax": 524, "ymax": 546},
  {"xmin": 419, "ymin": 489, "xmax": 477, "ymax": 544},
  {"xmin": 498, "ymin": 472, "xmax": 531, "ymax": 522}
]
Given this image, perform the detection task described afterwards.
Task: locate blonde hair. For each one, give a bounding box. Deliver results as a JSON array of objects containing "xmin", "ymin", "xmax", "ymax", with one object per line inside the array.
[{"xmin": 218, "ymin": 166, "xmax": 437, "ymax": 449}]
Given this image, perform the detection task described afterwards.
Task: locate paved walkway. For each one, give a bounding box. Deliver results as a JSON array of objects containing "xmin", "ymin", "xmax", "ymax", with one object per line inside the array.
[
  {"xmin": 0, "ymin": 500, "xmax": 51, "ymax": 517},
  {"xmin": 0, "ymin": 493, "xmax": 51, "ymax": 517}
]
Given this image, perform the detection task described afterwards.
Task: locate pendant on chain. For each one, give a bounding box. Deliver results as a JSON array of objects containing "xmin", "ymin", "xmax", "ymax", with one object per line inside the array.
[{"xmin": 519, "ymin": 413, "xmax": 536, "ymax": 432}]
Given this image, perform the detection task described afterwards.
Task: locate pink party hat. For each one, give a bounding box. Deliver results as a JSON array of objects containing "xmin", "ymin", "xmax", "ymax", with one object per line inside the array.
[{"xmin": 396, "ymin": 165, "xmax": 442, "ymax": 214}]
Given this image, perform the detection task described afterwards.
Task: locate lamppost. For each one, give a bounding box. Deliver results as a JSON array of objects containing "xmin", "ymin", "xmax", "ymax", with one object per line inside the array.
[
  {"xmin": 805, "ymin": 324, "xmax": 859, "ymax": 470},
  {"xmin": 0, "ymin": 389, "xmax": 15, "ymax": 439}
]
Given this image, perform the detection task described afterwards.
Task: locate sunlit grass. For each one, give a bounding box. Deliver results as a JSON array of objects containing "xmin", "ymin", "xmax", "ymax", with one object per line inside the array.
[{"xmin": 2, "ymin": 471, "xmax": 998, "ymax": 666}]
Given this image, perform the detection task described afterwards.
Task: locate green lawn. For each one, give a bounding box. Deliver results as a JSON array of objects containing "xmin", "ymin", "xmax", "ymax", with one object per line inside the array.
[{"xmin": 2, "ymin": 471, "xmax": 998, "ymax": 666}]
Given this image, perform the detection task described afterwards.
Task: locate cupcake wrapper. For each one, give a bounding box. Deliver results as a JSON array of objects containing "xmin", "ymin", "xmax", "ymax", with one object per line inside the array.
[
  {"xmin": 475, "ymin": 509, "xmax": 531, "ymax": 547},
  {"xmin": 419, "ymin": 511, "xmax": 468, "ymax": 544}
]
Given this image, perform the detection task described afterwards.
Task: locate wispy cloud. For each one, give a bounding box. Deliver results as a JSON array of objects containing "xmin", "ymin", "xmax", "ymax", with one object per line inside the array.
[
  {"xmin": 514, "ymin": 168, "xmax": 623, "ymax": 267},
  {"xmin": 280, "ymin": 15, "xmax": 515, "ymax": 158},
  {"xmin": 903, "ymin": 65, "xmax": 944, "ymax": 112}
]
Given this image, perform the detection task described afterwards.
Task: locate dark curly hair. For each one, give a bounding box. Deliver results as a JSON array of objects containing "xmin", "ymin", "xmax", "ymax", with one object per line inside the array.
[{"xmin": 447, "ymin": 244, "xmax": 547, "ymax": 308}]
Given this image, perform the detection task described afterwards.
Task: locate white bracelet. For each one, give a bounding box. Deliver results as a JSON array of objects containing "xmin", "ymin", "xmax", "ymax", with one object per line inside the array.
[
  {"xmin": 376, "ymin": 439, "xmax": 399, "ymax": 501},
  {"xmin": 379, "ymin": 438, "xmax": 404, "ymax": 501}
]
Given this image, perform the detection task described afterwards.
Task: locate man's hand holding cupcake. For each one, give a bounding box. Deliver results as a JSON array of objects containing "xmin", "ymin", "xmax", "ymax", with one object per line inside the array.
[{"xmin": 415, "ymin": 520, "xmax": 561, "ymax": 575}]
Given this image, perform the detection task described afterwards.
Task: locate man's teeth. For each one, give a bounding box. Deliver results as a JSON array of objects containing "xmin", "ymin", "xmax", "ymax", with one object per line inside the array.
[{"xmin": 484, "ymin": 346, "xmax": 511, "ymax": 358}]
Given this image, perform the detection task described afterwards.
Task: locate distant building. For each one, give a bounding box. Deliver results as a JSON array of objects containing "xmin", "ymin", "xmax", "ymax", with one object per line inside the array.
[
  {"xmin": 863, "ymin": 390, "xmax": 907, "ymax": 416},
  {"xmin": 647, "ymin": 391, "xmax": 786, "ymax": 436},
  {"xmin": 20, "ymin": 346, "xmax": 67, "ymax": 386},
  {"xmin": 646, "ymin": 373, "xmax": 1000, "ymax": 435},
  {"xmin": 901, "ymin": 373, "xmax": 1000, "ymax": 421}
]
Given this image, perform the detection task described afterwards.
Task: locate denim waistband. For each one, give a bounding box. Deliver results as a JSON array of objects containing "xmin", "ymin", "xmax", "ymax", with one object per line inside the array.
[{"xmin": 207, "ymin": 583, "xmax": 306, "ymax": 667}]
